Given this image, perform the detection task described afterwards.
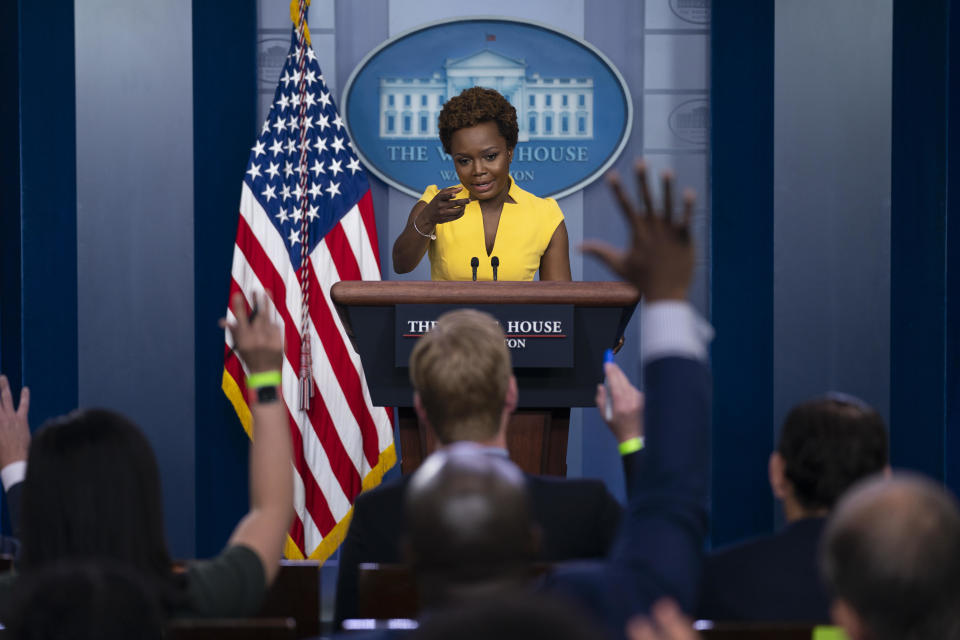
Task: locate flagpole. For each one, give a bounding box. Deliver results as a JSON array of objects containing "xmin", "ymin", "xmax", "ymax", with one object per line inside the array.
[
  {"xmin": 293, "ymin": 0, "xmax": 314, "ymax": 411},
  {"xmin": 226, "ymin": 0, "xmax": 395, "ymax": 562}
]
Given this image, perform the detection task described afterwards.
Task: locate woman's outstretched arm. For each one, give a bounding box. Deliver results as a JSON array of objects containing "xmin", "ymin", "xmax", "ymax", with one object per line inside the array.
[
  {"xmin": 221, "ymin": 292, "xmax": 294, "ymax": 586},
  {"xmin": 392, "ymin": 186, "xmax": 469, "ymax": 274}
]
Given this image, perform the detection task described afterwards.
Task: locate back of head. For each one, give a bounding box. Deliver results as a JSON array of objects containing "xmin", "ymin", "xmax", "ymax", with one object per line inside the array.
[
  {"xmin": 404, "ymin": 443, "xmax": 537, "ymax": 608},
  {"xmin": 7, "ymin": 560, "xmax": 164, "ymax": 640},
  {"xmin": 409, "ymin": 309, "xmax": 512, "ymax": 444},
  {"xmin": 778, "ymin": 394, "xmax": 888, "ymax": 511},
  {"xmin": 20, "ymin": 409, "xmax": 175, "ymax": 588},
  {"xmin": 821, "ymin": 474, "xmax": 960, "ymax": 640},
  {"xmin": 411, "ymin": 593, "xmax": 599, "ymax": 640}
]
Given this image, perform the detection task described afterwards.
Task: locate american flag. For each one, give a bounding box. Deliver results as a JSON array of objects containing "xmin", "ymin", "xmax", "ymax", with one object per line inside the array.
[{"xmin": 222, "ymin": 21, "xmax": 395, "ymax": 562}]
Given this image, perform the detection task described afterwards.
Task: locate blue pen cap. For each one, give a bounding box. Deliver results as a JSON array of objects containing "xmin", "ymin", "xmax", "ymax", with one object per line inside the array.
[{"xmin": 604, "ymin": 348, "xmax": 615, "ymax": 364}]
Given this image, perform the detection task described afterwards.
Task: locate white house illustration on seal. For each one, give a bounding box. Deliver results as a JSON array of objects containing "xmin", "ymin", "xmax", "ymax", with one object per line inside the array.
[{"xmin": 378, "ymin": 49, "xmax": 594, "ymax": 141}]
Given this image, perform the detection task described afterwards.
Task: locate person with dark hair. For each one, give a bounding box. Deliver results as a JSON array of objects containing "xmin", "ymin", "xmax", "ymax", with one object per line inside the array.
[
  {"xmin": 698, "ymin": 394, "xmax": 889, "ymax": 622},
  {"xmin": 0, "ymin": 292, "xmax": 294, "ymax": 619},
  {"xmin": 16, "ymin": 408, "xmax": 189, "ymax": 610},
  {"xmin": 820, "ymin": 474, "xmax": 960, "ymax": 640},
  {"xmin": 334, "ymin": 308, "xmax": 623, "ymax": 627},
  {"xmin": 6, "ymin": 561, "xmax": 165, "ymax": 640},
  {"xmin": 410, "ymin": 592, "xmax": 602, "ymax": 640},
  {"xmin": 392, "ymin": 86, "xmax": 571, "ymax": 281},
  {"xmin": 775, "ymin": 394, "xmax": 889, "ymax": 515}
]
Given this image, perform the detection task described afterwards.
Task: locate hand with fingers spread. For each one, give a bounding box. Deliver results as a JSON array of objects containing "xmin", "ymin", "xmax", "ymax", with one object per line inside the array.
[
  {"xmin": 219, "ymin": 290, "xmax": 294, "ymax": 586},
  {"xmin": 582, "ymin": 160, "xmax": 696, "ymax": 301},
  {"xmin": 0, "ymin": 375, "xmax": 30, "ymax": 468},
  {"xmin": 628, "ymin": 599, "xmax": 701, "ymax": 640},
  {"xmin": 596, "ymin": 362, "xmax": 644, "ymax": 444},
  {"xmin": 220, "ymin": 291, "xmax": 284, "ymax": 375}
]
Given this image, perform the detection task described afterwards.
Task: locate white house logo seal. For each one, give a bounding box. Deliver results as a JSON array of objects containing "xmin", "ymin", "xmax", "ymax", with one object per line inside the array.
[
  {"xmin": 668, "ymin": 99, "xmax": 709, "ymax": 145},
  {"xmin": 669, "ymin": 0, "xmax": 710, "ymax": 25},
  {"xmin": 342, "ymin": 17, "xmax": 633, "ymax": 199}
]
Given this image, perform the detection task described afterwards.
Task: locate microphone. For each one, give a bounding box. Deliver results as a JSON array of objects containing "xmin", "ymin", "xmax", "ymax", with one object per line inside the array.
[
  {"xmin": 491, "ymin": 256, "xmax": 499, "ymax": 281},
  {"xmin": 470, "ymin": 256, "xmax": 479, "ymax": 281}
]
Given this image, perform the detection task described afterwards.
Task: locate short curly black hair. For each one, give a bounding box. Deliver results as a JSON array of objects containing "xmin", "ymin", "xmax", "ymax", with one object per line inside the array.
[
  {"xmin": 778, "ymin": 394, "xmax": 888, "ymax": 511},
  {"xmin": 438, "ymin": 87, "xmax": 519, "ymax": 154}
]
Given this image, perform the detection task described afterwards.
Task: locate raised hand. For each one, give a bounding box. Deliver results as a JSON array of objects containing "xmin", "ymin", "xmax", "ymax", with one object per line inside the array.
[
  {"xmin": 221, "ymin": 290, "xmax": 294, "ymax": 586},
  {"xmin": 0, "ymin": 374, "xmax": 30, "ymax": 468},
  {"xmin": 595, "ymin": 361, "xmax": 644, "ymax": 444},
  {"xmin": 628, "ymin": 598, "xmax": 701, "ymax": 640},
  {"xmin": 582, "ymin": 160, "xmax": 696, "ymax": 301},
  {"xmin": 220, "ymin": 291, "xmax": 284, "ymax": 374}
]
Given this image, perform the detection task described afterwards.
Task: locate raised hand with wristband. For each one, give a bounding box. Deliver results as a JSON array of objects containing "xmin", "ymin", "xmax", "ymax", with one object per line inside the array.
[{"xmin": 220, "ymin": 291, "xmax": 294, "ymax": 585}]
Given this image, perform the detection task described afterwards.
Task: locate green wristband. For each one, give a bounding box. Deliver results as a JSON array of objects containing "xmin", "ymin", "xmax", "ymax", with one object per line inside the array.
[
  {"xmin": 246, "ymin": 370, "xmax": 282, "ymax": 389},
  {"xmin": 618, "ymin": 437, "xmax": 645, "ymax": 456}
]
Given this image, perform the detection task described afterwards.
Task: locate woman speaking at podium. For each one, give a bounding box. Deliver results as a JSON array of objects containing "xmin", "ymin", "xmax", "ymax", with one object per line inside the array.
[{"xmin": 392, "ymin": 87, "xmax": 572, "ymax": 281}]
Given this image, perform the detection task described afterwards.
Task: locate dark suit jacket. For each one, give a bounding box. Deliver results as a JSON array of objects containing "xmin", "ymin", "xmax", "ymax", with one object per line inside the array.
[
  {"xmin": 6, "ymin": 482, "xmax": 21, "ymax": 538},
  {"xmin": 334, "ymin": 464, "xmax": 622, "ymax": 626},
  {"xmin": 697, "ymin": 517, "xmax": 830, "ymax": 623},
  {"xmin": 542, "ymin": 356, "xmax": 712, "ymax": 637},
  {"xmin": 0, "ymin": 482, "xmax": 22, "ymax": 557}
]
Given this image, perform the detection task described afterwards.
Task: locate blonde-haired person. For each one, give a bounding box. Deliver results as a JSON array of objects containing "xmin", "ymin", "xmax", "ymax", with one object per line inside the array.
[
  {"xmin": 334, "ymin": 308, "xmax": 622, "ymax": 628},
  {"xmin": 409, "ymin": 309, "xmax": 513, "ymax": 444}
]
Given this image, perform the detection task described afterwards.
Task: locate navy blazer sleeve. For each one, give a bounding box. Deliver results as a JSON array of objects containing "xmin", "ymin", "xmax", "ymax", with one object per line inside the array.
[
  {"xmin": 613, "ymin": 357, "xmax": 710, "ymax": 606},
  {"xmin": 543, "ymin": 356, "xmax": 711, "ymax": 637},
  {"xmin": 5, "ymin": 481, "xmax": 21, "ymax": 538},
  {"xmin": 620, "ymin": 450, "xmax": 644, "ymax": 501}
]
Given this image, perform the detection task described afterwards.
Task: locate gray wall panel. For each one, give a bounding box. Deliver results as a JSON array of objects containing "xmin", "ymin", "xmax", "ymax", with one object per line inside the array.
[
  {"xmin": 773, "ymin": 0, "xmax": 892, "ymax": 440},
  {"xmin": 582, "ymin": 0, "xmax": 710, "ymax": 497},
  {"xmin": 388, "ymin": 0, "xmax": 585, "ymax": 36},
  {"xmin": 76, "ymin": 0, "xmax": 195, "ymax": 557},
  {"xmin": 335, "ymin": 0, "xmax": 391, "ymax": 270}
]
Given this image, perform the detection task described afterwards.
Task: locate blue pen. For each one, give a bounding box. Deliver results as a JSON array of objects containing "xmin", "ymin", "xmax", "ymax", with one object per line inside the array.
[{"xmin": 603, "ymin": 348, "xmax": 615, "ymax": 421}]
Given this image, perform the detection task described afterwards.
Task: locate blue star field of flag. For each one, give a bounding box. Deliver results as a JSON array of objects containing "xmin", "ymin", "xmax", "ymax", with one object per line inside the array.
[{"xmin": 244, "ymin": 32, "xmax": 369, "ymax": 270}]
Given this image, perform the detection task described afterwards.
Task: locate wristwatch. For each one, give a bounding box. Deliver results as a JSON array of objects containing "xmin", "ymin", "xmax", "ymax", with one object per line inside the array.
[{"xmin": 256, "ymin": 385, "xmax": 279, "ymax": 403}]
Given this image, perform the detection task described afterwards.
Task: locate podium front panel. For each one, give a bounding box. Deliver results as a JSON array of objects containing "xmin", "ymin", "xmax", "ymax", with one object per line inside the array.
[{"xmin": 346, "ymin": 305, "xmax": 629, "ymax": 408}]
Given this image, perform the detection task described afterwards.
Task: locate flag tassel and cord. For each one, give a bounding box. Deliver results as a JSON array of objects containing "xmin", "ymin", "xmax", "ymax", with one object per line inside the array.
[{"xmin": 295, "ymin": 0, "xmax": 314, "ymax": 411}]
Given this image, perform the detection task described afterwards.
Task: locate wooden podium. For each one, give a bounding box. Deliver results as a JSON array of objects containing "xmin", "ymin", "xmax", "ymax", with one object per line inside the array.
[{"xmin": 331, "ymin": 281, "xmax": 638, "ymax": 476}]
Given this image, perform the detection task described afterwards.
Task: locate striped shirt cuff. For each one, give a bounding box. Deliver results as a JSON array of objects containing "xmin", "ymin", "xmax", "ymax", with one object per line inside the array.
[{"xmin": 641, "ymin": 300, "xmax": 714, "ymax": 364}]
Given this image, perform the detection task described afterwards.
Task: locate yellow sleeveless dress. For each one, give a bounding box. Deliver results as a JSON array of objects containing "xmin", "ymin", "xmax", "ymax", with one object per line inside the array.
[{"xmin": 420, "ymin": 180, "xmax": 564, "ymax": 281}]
